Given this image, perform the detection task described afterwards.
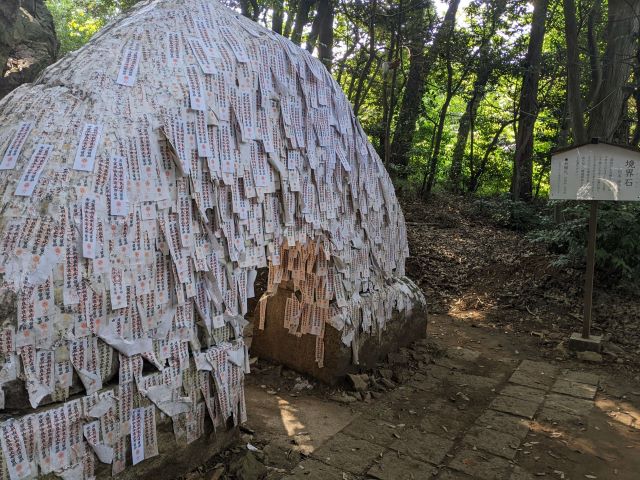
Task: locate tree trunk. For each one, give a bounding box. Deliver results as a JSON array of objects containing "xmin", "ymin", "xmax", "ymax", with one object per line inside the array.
[
  {"xmin": 291, "ymin": 0, "xmax": 316, "ymax": 46},
  {"xmin": 512, "ymin": 0, "xmax": 548, "ymax": 202},
  {"xmin": 283, "ymin": 0, "xmax": 298, "ymax": 38},
  {"xmin": 272, "ymin": 0, "xmax": 284, "ymax": 35},
  {"xmin": 447, "ymin": 0, "xmax": 507, "ymax": 192},
  {"xmin": 586, "ymin": 0, "xmax": 602, "ymax": 106},
  {"xmin": 468, "ymin": 119, "xmax": 514, "ymax": 192},
  {"xmin": 352, "ymin": 5, "xmax": 376, "ymax": 116},
  {"xmin": 0, "ymin": 0, "xmax": 58, "ymax": 99},
  {"xmin": 316, "ymin": 0, "xmax": 334, "ymax": 70},
  {"xmin": 563, "ymin": 0, "xmax": 588, "ymax": 144},
  {"xmin": 390, "ymin": 0, "xmax": 459, "ymax": 172},
  {"xmin": 587, "ymin": 0, "xmax": 640, "ymax": 141}
]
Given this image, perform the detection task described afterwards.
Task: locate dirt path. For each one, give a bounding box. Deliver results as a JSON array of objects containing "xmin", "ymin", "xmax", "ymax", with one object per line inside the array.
[
  {"xmin": 234, "ymin": 314, "xmax": 640, "ymax": 480},
  {"xmin": 183, "ymin": 196, "xmax": 640, "ymax": 479}
]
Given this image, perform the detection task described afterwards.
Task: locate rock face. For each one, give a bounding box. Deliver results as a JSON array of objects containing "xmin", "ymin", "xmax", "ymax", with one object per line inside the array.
[{"xmin": 0, "ymin": 0, "xmax": 59, "ymax": 99}]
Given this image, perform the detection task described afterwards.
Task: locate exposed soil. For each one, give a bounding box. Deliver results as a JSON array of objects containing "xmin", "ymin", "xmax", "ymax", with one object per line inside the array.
[
  {"xmin": 402, "ymin": 194, "xmax": 640, "ymax": 370},
  {"xmin": 180, "ymin": 194, "xmax": 640, "ymax": 479}
]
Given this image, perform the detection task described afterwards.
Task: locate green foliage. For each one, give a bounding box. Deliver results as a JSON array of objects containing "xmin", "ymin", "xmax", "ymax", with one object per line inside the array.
[
  {"xmin": 46, "ymin": 0, "xmax": 140, "ymax": 55},
  {"xmin": 471, "ymin": 195, "xmax": 545, "ymax": 232},
  {"xmin": 529, "ymin": 203, "xmax": 640, "ymax": 282}
]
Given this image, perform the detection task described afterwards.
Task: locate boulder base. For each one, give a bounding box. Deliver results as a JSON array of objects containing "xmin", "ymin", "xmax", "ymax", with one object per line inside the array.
[{"xmin": 250, "ymin": 282, "xmax": 427, "ymax": 385}]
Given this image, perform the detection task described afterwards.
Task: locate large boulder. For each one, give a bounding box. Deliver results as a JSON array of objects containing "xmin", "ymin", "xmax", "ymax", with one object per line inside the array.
[
  {"xmin": 0, "ymin": 0, "xmax": 423, "ymax": 478},
  {"xmin": 0, "ymin": 0, "xmax": 59, "ymax": 99}
]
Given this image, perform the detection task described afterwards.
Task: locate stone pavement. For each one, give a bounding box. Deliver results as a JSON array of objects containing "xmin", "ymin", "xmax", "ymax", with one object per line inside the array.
[{"xmin": 281, "ymin": 348, "xmax": 606, "ymax": 480}]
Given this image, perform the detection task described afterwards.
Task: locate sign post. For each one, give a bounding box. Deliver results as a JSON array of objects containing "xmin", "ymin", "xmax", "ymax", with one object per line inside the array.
[{"xmin": 550, "ymin": 140, "xmax": 640, "ymax": 352}]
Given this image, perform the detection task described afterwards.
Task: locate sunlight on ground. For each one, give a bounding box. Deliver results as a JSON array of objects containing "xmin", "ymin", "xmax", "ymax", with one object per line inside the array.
[
  {"xmin": 527, "ymin": 420, "xmax": 605, "ymax": 458},
  {"xmin": 447, "ymin": 305, "xmax": 487, "ymax": 323},
  {"xmin": 596, "ymin": 398, "xmax": 640, "ymax": 430},
  {"xmin": 277, "ymin": 396, "xmax": 314, "ymax": 454}
]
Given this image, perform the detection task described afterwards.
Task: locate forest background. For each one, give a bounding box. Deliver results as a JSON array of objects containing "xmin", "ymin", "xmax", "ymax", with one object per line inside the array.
[{"xmin": 33, "ymin": 0, "xmax": 640, "ymax": 285}]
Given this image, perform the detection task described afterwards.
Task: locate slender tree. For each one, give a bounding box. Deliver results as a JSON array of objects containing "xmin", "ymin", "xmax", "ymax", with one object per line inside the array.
[
  {"xmin": 512, "ymin": 0, "xmax": 549, "ymax": 202},
  {"xmin": 390, "ymin": 0, "xmax": 459, "ymax": 172}
]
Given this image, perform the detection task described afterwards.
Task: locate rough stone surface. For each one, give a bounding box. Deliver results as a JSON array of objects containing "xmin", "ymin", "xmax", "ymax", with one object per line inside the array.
[
  {"xmin": 559, "ymin": 370, "xmax": 600, "ymax": 386},
  {"xmin": 508, "ymin": 360, "xmax": 557, "ymax": 390},
  {"xmin": 284, "ymin": 458, "xmax": 353, "ymax": 479},
  {"xmin": 342, "ymin": 417, "xmax": 401, "ymax": 446},
  {"xmin": 538, "ymin": 393, "xmax": 593, "ymax": 423},
  {"xmin": 550, "ymin": 378, "xmax": 597, "ymax": 399},
  {"xmin": 499, "ymin": 385, "xmax": 546, "ymax": 404},
  {"xmin": 389, "ymin": 428, "xmax": 453, "ymax": 465},
  {"xmin": 577, "ymin": 351, "xmax": 603, "ymax": 363},
  {"xmin": 449, "ymin": 449, "xmax": 513, "ymax": 480},
  {"xmin": 367, "ymin": 450, "xmax": 435, "ymax": 480},
  {"xmin": 489, "ymin": 395, "xmax": 540, "ymax": 419},
  {"xmin": 228, "ymin": 452, "xmax": 268, "ymax": 480},
  {"xmin": 0, "ymin": 0, "xmax": 58, "ymax": 99},
  {"xmin": 462, "ymin": 426, "xmax": 520, "ymax": 460},
  {"xmin": 251, "ymin": 285, "xmax": 427, "ymax": 384},
  {"xmin": 474, "ymin": 410, "xmax": 531, "ymax": 440},
  {"xmin": 312, "ymin": 432, "xmax": 385, "ymax": 474}
]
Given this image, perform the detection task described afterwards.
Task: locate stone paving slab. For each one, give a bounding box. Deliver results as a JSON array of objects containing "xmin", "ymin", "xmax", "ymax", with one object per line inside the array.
[
  {"xmin": 446, "ymin": 371, "xmax": 502, "ymax": 390},
  {"xmin": 462, "ymin": 426, "xmax": 521, "ymax": 460},
  {"xmin": 489, "ymin": 395, "xmax": 540, "ymax": 419},
  {"xmin": 367, "ymin": 450, "xmax": 435, "ymax": 480},
  {"xmin": 389, "ymin": 428, "xmax": 454, "ymax": 465},
  {"xmin": 284, "ymin": 458, "xmax": 356, "ymax": 479},
  {"xmin": 550, "ymin": 378, "xmax": 597, "ymax": 399},
  {"xmin": 559, "ymin": 370, "xmax": 600, "ymax": 386},
  {"xmin": 474, "ymin": 410, "xmax": 531, "ymax": 441},
  {"xmin": 449, "ymin": 448, "xmax": 514, "ymax": 480},
  {"xmin": 509, "ymin": 466, "xmax": 537, "ymax": 480},
  {"xmin": 499, "ymin": 385, "xmax": 546, "ymax": 403},
  {"xmin": 538, "ymin": 392, "xmax": 594, "ymax": 423},
  {"xmin": 508, "ymin": 360, "xmax": 557, "ymax": 391},
  {"xmin": 437, "ymin": 468, "xmax": 476, "ymax": 479},
  {"xmin": 420, "ymin": 400, "xmax": 475, "ymax": 439},
  {"xmin": 311, "ymin": 432, "xmax": 385, "ymax": 475},
  {"xmin": 342, "ymin": 416, "xmax": 405, "ymax": 447}
]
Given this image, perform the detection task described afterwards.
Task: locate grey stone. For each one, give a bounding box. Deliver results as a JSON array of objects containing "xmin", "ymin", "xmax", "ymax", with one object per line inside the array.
[
  {"xmin": 228, "ymin": 452, "xmax": 267, "ymax": 480},
  {"xmin": 489, "ymin": 395, "xmax": 539, "ymax": 419},
  {"xmin": 284, "ymin": 458, "xmax": 355, "ymax": 479},
  {"xmin": 499, "ymin": 385, "xmax": 545, "ymax": 404},
  {"xmin": 509, "ymin": 466, "xmax": 537, "ymax": 480},
  {"xmin": 312, "ymin": 432, "xmax": 385, "ymax": 474},
  {"xmin": 568, "ymin": 332, "xmax": 602, "ymax": 352},
  {"xmin": 539, "ymin": 393, "xmax": 593, "ymax": 423},
  {"xmin": 446, "ymin": 371, "xmax": 501, "ymax": 390},
  {"xmin": 560, "ymin": 370, "xmax": 600, "ymax": 386},
  {"xmin": 342, "ymin": 417, "xmax": 402, "ymax": 447},
  {"xmin": 347, "ymin": 373, "xmax": 369, "ymax": 391},
  {"xmin": 449, "ymin": 449, "xmax": 513, "ymax": 480},
  {"xmin": 438, "ymin": 470, "xmax": 475, "ymax": 479},
  {"xmin": 474, "ymin": 410, "xmax": 531, "ymax": 441},
  {"xmin": 367, "ymin": 450, "xmax": 435, "ymax": 480},
  {"xmin": 508, "ymin": 360, "xmax": 557, "ymax": 391},
  {"xmin": 462, "ymin": 426, "xmax": 521, "ymax": 460},
  {"xmin": 550, "ymin": 379, "xmax": 597, "ymax": 400},
  {"xmin": 389, "ymin": 428, "xmax": 454, "ymax": 465},
  {"xmin": 577, "ymin": 351, "xmax": 603, "ymax": 363}
]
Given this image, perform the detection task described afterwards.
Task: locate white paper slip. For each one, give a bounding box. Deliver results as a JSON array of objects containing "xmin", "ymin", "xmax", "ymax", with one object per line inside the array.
[
  {"xmin": 0, "ymin": 121, "xmax": 33, "ymax": 170},
  {"xmin": 15, "ymin": 144, "xmax": 52, "ymax": 197},
  {"xmin": 110, "ymin": 155, "xmax": 129, "ymax": 216},
  {"xmin": 116, "ymin": 43, "xmax": 142, "ymax": 86},
  {"xmin": 73, "ymin": 123, "xmax": 102, "ymax": 171}
]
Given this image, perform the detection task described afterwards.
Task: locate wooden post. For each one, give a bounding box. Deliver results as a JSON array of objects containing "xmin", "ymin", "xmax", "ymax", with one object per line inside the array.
[{"xmin": 582, "ymin": 200, "xmax": 598, "ymax": 339}]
